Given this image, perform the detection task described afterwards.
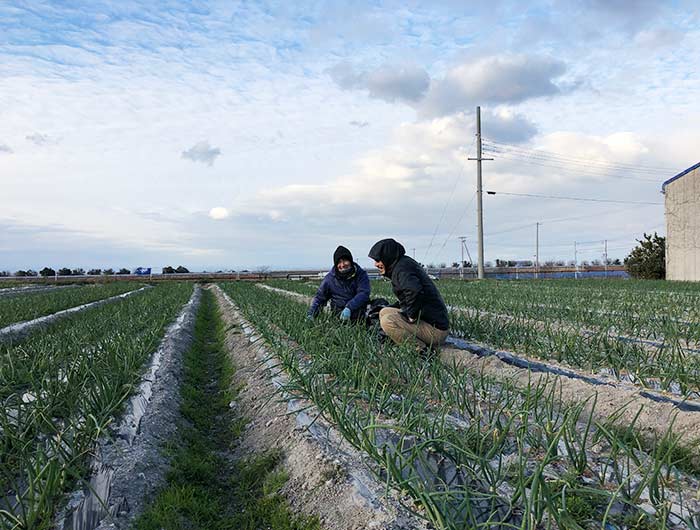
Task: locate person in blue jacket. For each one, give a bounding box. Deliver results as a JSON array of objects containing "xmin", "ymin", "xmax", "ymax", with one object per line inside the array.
[{"xmin": 308, "ymin": 246, "xmax": 370, "ymax": 322}]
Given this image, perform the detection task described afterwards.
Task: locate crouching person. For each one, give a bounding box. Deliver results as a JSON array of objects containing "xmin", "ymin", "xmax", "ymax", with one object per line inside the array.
[
  {"xmin": 368, "ymin": 238, "xmax": 449, "ymax": 352},
  {"xmin": 308, "ymin": 246, "xmax": 370, "ymax": 322}
]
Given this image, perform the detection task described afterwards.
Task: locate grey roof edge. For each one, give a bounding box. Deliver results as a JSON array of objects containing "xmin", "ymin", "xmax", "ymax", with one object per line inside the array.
[{"xmin": 662, "ymin": 161, "xmax": 700, "ymax": 192}]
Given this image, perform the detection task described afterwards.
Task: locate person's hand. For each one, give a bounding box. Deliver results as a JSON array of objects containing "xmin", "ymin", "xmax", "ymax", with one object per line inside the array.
[
  {"xmin": 340, "ymin": 308, "xmax": 351, "ymax": 321},
  {"xmin": 306, "ymin": 314, "xmax": 314, "ymax": 323}
]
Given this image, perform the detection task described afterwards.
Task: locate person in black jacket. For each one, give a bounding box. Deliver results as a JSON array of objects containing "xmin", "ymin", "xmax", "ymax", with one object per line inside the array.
[{"xmin": 368, "ymin": 238, "xmax": 449, "ymax": 351}]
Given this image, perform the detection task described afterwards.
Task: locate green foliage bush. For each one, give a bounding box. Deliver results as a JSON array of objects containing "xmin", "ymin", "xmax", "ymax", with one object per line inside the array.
[{"xmin": 625, "ymin": 232, "xmax": 665, "ymax": 279}]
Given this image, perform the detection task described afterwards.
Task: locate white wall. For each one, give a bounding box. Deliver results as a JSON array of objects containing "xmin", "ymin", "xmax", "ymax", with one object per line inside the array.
[{"xmin": 665, "ymin": 167, "xmax": 700, "ymax": 281}]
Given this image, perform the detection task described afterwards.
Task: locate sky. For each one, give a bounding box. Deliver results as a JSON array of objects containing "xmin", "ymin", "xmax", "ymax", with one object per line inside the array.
[{"xmin": 1, "ymin": 0, "xmax": 698, "ymax": 271}]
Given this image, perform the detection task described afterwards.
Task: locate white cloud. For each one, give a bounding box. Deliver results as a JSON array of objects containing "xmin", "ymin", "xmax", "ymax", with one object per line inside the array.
[
  {"xmin": 365, "ymin": 64, "xmax": 431, "ymax": 103},
  {"xmin": 0, "ymin": 143, "xmax": 12, "ymax": 153},
  {"xmin": 208, "ymin": 207, "xmax": 230, "ymax": 220},
  {"xmin": 539, "ymin": 131, "xmax": 649, "ymax": 164},
  {"xmin": 1, "ymin": 1, "xmax": 696, "ymax": 269},
  {"xmin": 25, "ymin": 132, "xmax": 56, "ymax": 146},
  {"xmin": 419, "ymin": 55, "xmax": 567, "ymax": 118},
  {"xmin": 254, "ymin": 112, "xmax": 534, "ymax": 219},
  {"xmin": 328, "ymin": 62, "xmax": 430, "ymax": 104},
  {"xmin": 328, "ymin": 54, "xmax": 569, "ymax": 119},
  {"xmin": 634, "ymin": 28, "xmax": 683, "ymax": 48},
  {"xmin": 481, "ymin": 108, "xmax": 538, "ymax": 144},
  {"xmin": 582, "ymin": 0, "xmax": 664, "ymax": 33},
  {"xmin": 244, "ymin": 115, "xmax": 676, "ymax": 267},
  {"xmin": 181, "ymin": 141, "xmax": 222, "ymax": 166}
]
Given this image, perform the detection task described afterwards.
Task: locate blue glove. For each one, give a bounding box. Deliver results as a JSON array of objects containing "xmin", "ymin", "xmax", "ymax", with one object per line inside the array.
[{"xmin": 340, "ymin": 308, "xmax": 351, "ymax": 321}]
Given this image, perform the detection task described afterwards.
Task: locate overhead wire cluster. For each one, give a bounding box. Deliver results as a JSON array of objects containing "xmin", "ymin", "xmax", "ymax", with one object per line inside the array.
[
  {"xmin": 422, "ymin": 136, "xmax": 477, "ymax": 263},
  {"xmin": 419, "ymin": 135, "xmax": 673, "ymax": 265},
  {"xmin": 482, "ymin": 138, "xmax": 679, "ymax": 183}
]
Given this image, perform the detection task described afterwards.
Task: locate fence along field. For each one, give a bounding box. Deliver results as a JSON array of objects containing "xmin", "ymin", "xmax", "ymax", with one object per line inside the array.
[{"xmin": 2, "ymin": 277, "xmax": 700, "ymax": 529}]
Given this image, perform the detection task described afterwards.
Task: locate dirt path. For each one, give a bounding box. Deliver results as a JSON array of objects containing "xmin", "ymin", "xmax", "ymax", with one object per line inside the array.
[
  {"xmin": 213, "ymin": 286, "xmax": 428, "ymax": 530},
  {"xmin": 256, "ymin": 283, "xmax": 700, "ymax": 462}
]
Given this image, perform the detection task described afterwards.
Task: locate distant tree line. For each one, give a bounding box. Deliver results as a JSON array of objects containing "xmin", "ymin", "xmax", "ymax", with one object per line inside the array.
[
  {"xmin": 3, "ymin": 246, "xmax": 654, "ymax": 280},
  {"xmin": 0, "ymin": 267, "xmax": 179, "ymax": 277},
  {"xmin": 162, "ymin": 266, "xmax": 190, "ymax": 274},
  {"xmin": 35, "ymin": 267, "xmax": 132, "ymax": 276}
]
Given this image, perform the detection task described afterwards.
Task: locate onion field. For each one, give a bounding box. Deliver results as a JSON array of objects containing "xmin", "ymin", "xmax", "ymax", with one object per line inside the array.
[
  {"xmin": 1, "ymin": 278, "xmax": 699, "ymax": 530},
  {"xmin": 0, "ymin": 283, "xmax": 193, "ymax": 529},
  {"xmin": 267, "ymin": 279, "xmax": 700, "ymax": 398},
  {"xmin": 0, "ymin": 283, "xmax": 143, "ymax": 330}
]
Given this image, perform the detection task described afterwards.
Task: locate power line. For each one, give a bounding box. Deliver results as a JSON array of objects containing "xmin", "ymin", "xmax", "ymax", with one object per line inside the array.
[
  {"xmin": 480, "ymin": 202, "xmax": 657, "ymax": 240},
  {"xmin": 482, "ymin": 138, "xmax": 679, "ymax": 173},
  {"xmin": 486, "ymin": 222, "xmax": 537, "ymax": 237},
  {"xmin": 483, "ymin": 145, "xmax": 667, "ymax": 177},
  {"xmin": 483, "ymin": 149, "xmax": 662, "ymax": 182},
  {"xmin": 485, "ymin": 224, "xmax": 664, "ymax": 249},
  {"xmin": 576, "ymin": 245, "xmax": 629, "ymax": 253},
  {"xmin": 430, "ymin": 192, "xmax": 477, "ymax": 263},
  {"xmin": 422, "ymin": 170, "xmax": 461, "ymax": 261},
  {"xmin": 536, "ymin": 202, "xmax": 656, "ymax": 225},
  {"xmin": 422, "ymin": 137, "xmax": 476, "ymax": 262},
  {"xmin": 485, "ymin": 190, "xmax": 663, "ymax": 206}
]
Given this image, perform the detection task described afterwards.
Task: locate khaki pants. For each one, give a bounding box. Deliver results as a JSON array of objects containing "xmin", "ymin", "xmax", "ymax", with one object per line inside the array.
[{"xmin": 379, "ymin": 307, "xmax": 449, "ymax": 350}]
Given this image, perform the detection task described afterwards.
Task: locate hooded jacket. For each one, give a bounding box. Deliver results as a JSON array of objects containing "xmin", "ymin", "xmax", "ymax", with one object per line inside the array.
[
  {"xmin": 309, "ymin": 247, "xmax": 370, "ymax": 318},
  {"xmin": 333, "ymin": 245, "xmax": 353, "ymax": 267},
  {"xmin": 368, "ymin": 239, "xmax": 449, "ymax": 331}
]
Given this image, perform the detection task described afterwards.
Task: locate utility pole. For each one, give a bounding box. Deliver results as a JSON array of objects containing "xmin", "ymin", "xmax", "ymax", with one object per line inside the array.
[
  {"xmin": 574, "ymin": 242, "xmax": 578, "ymax": 279},
  {"xmin": 468, "ymin": 106, "xmax": 493, "ymax": 279},
  {"xmin": 535, "ymin": 222, "xmax": 540, "ymax": 280},
  {"xmin": 458, "ymin": 236, "xmax": 466, "ymax": 280},
  {"xmin": 604, "ymin": 240, "xmax": 608, "ymax": 278},
  {"xmin": 411, "ymin": 247, "xmax": 416, "ymax": 259}
]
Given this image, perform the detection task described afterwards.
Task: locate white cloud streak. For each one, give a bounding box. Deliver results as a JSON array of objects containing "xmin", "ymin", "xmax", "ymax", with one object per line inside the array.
[
  {"xmin": 328, "ymin": 54, "xmax": 569, "ymax": 118},
  {"xmin": 328, "ymin": 62, "xmax": 430, "ymax": 103},
  {"xmin": 25, "ymin": 132, "xmax": 55, "ymax": 145},
  {"xmin": 208, "ymin": 207, "xmax": 230, "ymax": 220}
]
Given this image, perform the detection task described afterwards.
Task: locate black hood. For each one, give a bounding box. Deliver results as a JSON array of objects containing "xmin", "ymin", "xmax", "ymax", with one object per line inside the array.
[
  {"xmin": 333, "ymin": 245, "xmax": 353, "ymax": 266},
  {"xmin": 333, "ymin": 245, "xmax": 355, "ymax": 280},
  {"xmin": 368, "ymin": 238, "xmax": 405, "ymax": 276}
]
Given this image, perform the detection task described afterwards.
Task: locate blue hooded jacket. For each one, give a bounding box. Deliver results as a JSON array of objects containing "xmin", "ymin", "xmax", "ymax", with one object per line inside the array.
[{"xmin": 308, "ymin": 262, "xmax": 370, "ymax": 318}]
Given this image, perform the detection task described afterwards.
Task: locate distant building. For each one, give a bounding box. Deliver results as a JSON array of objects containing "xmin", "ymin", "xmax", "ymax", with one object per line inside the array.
[{"xmin": 663, "ymin": 162, "xmax": 700, "ymax": 281}]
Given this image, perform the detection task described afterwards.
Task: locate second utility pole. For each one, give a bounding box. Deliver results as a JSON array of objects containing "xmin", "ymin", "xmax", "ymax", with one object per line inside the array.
[
  {"xmin": 459, "ymin": 236, "xmax": 466, "ymax": 280},
  {"xmin": 468, "ymin": 106, "xmax": 492, "ymax": 279},
  {"xmin": 535, "ymin": 222, "xmax": 540, "ymax": 279}
]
